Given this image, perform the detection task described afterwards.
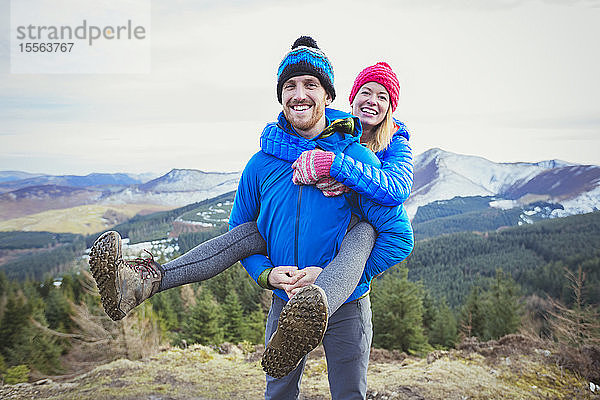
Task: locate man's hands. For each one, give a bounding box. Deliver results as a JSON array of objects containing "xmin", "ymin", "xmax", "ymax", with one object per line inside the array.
[
  {"xmin": 267, "ymin": 266, "xmax": 304, "ymax": 292},
  {"xmin": 268, "ymin": 266, "xmax": 323, "ymax": 299},
  {"xmin": 289, "ymin": 267, "xmax": 322, "ymax": 296}
]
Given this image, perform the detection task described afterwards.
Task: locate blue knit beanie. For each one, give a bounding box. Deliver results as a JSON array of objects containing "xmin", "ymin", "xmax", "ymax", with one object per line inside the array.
[{"xmin": 277, "ymin": 36, "xmax": 335, "ymax": 103}]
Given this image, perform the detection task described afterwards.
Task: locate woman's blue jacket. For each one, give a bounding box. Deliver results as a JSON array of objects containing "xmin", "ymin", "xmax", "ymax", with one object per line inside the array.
[{"xmin": 260, "ymin": 108, "xmax": 413, "ymax": 206}]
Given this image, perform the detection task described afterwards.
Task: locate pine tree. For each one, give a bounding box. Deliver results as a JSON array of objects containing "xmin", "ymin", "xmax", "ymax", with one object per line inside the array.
[
  {"xmin": 0, "ymin": 291, "xmax": 64, "ymax": 373},
  {"xmin": 0, "ymin": 295, "xmax": 31, "ymax": 361},
  {"xmin": 222, "ymin": 291, "xmax": 244, "ymax": 344},
  {"xmin": 0, "ymin": 271, "xmax": 9, "ymax": 297},
  {"xmin": 149, "ymin": 288, "xmax": 183, "ymax": 332},
  {"xmin": 429, "ymin": 298, "xmax": 458, "ymax": 348},
  {"xmin": 483, "ymin": 269, "xmax": 523, "ymax": 340},
  {"xmin": 459, "ymin": 285, "xmax": 486, "ymax": 338},
  {"xmin": 59, "ymin": 273, "xmax": 78, "ymax": 302},
  {"xmin": 180, "ymin": 289, "xmax": 223, "ymax": 345},
  {"xmin": 45, "ymin": 288, "xmax": 73, "ymax": 331},
  {"xmin": 371, "ymin": 267, "xmax": 429, "ymax": 354},
  {"xmin": 421, "ymin": 290, "xmax": 436, "ymax": 339},
  {"xmin": 241, "ymin": 309, "xmax": 265, "ymax": 345}
]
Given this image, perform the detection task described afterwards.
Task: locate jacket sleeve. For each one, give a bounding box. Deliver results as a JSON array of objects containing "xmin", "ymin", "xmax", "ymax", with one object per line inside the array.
[
  {"xmin": 260, "ymin": 122, "xmax": 316, "ymax": 162},
  {"xmin": 228, "ymin": 154, "xmax": 275, "ymax": 287},
  {"xmin": 330, "ymin": 128, "xmax": 413, "ymax": 207},
  {"xmin": 357, "ymin": 197, "xmax": 414, "ymax": 282}
]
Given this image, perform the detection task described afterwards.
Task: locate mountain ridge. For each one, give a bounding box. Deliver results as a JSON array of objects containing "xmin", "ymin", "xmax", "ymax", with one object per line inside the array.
[{"xmin": 1, "ymin": 149, "xmax": 598, "ymax": 225}]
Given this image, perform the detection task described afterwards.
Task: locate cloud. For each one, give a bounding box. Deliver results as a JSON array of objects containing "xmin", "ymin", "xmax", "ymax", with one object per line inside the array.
[{"xmin": 1, "ymin": 0, "xmax": 599, "ymax": 174}]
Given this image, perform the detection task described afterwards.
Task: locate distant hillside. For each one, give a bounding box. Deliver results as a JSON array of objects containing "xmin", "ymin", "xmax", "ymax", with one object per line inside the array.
[
  {"xmin": 86, "ymin": 191, "xmax": 236, "ymax": 246},
  {"xmin": 0, "ymin": 193, "xmax": 236, "ymax": 281},
  {"xmin": 412, "ymin": 196, "xmax": 563, "ymax": 240},
  {"xmin": 0, "ymin": 185, "xmax": 104, "ymax": 220},
  {"xmin": 138, "ymin": 169, "xmax": 238, "ymax": 192},
  {"xmin": 0, "ymin": 231, "xmax": 86, "ymax": 280},
  {"xmin": 0, "ymin": 172, "xmax": 144, "ymax": 193},
  {"xmin": 0, "ymin": 169, "xmax": 240, "ymax": 221},
  {"xmin": 403, "ymin": 211, "xmax": 600, "ymax": 307},
  {"xmin": 0, "ymin": 204, "xmax": 172, "ymax": 235},
  {"xmin": 0, "ymin": 171, "xmax": 45, "ymax": 183}
]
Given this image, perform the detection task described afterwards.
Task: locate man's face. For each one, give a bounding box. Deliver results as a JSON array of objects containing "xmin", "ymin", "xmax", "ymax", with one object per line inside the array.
[{"xmin": 281, "ymin": 75, "xmax": 332, "ymax": 139}]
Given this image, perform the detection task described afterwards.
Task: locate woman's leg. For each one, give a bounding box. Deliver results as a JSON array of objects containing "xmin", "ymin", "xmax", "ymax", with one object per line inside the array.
[
  {"xmin": 89, "ymin": 222, "xmax": 266, "ymax": 320},
  {"xmin": 314, "ymin": 220, "xmax": 376, "ymax": 314},
  {"xmin": 159, "ymin": 221, "xmax": 266, "ymax": 291}
]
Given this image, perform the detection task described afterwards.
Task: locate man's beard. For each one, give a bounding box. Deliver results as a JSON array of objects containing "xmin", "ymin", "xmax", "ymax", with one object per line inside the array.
[{"xmin": 284, "ymin": 102, "xmax": 325, "ymax": 133}]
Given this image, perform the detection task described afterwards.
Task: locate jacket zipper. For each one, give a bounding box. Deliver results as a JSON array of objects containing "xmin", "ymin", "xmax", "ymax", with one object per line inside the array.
[{"xmin": 294, "ymin": 185, "xmax": 302, "ymax": 268}]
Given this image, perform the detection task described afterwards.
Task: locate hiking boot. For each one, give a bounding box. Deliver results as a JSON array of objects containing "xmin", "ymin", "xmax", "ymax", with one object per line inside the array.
[
  {"xmin": 89, "ymin": 231, "xmax": 163, "ymax": 321},
  {"xmin": 261, "ymin": 284, "xmax": 328, "ymax": 378}
]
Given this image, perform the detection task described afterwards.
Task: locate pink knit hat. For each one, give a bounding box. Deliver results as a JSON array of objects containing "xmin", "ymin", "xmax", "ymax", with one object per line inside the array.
[{"xmin": 349, "ymin": 62, "xmax": 400, "ymax": 112}]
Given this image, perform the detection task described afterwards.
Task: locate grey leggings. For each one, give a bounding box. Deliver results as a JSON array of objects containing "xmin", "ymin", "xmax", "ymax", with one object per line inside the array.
[{"xmin": 159, "ymin": 220, "xmax": 376, "ymax": 315}]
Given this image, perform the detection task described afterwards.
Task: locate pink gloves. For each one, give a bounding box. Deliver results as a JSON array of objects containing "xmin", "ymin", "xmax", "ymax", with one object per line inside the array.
[
  {"xmin": 291, "ymin": 149, "xmax": 335, "ymax": 185},
  {"xmin": 291, "ymin": 150, "xmax": 350, "ymax": 197},
  {"xmin": 316, "ymin": 177, "xmax": 351, "ymax": 197}
]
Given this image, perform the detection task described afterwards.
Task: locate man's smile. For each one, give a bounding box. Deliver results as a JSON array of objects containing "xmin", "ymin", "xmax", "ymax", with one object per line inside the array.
[{"xmin": 290, "ymin": 104, "xmax": 313, "ymax": 113}]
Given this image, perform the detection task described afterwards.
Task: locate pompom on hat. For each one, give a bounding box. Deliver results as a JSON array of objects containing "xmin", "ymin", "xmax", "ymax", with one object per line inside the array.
[
  {"xmin": 349, "ymin": 62, "xmax": 400, "ymax": 112},
  {"xmin": 277, "ymin": 36, "xmax": 335, "ymax": 103}
]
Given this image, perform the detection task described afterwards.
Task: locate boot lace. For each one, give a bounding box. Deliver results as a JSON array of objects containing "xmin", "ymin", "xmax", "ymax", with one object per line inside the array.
[{"xmin": 126, "ymin": 250, "xmax": 161, "ymax": 280}]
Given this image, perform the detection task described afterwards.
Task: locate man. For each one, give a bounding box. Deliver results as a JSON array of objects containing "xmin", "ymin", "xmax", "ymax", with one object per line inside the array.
[{"xmin": 229, "ymin": 36, "xmax": 413, "ymax": 399}]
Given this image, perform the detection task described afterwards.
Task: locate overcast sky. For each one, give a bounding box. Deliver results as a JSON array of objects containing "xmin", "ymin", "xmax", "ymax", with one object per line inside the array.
[{"xmin": 1, "ymin": 0, "xmax": 599, "ymax": 176}]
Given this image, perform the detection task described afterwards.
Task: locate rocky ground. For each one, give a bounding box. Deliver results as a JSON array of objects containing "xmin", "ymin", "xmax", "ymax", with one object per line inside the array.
[{"xmin": 1, "ymin": 335, "xmax": 598, "ymax": 400}]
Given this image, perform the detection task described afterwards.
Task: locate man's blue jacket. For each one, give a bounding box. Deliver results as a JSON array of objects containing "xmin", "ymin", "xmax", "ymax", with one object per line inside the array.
[{"xmin": 229, "ymin": 108, "xmax": 414, "ymax": 303}]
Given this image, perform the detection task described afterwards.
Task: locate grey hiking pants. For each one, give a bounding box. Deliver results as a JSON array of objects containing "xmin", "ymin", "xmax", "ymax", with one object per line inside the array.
[
  {"xmin": 159, "ymin": 219, "xmax": 376, "ymax": 316},
  {"xmin": 264, "ymin": 294, "xmax": 373, "ymax": 400}
]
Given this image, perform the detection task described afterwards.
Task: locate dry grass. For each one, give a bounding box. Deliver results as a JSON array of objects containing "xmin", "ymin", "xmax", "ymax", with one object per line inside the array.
[
  {"xmin": 1, "ymin": 337, "xmax": 596, "ymax": 400},
  {"xmin": 0, "ymin": 204, "xmax": 173, "ymax": 235}
]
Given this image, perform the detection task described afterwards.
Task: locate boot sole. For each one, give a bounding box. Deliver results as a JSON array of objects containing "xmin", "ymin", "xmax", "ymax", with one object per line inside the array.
[
  {"xmin": 89, "ymin": 231, "xmax": 126, "ymax": 321},
  {"xmin": 261, "ymin": 285, "xmax": 328, "ymax": 378}
]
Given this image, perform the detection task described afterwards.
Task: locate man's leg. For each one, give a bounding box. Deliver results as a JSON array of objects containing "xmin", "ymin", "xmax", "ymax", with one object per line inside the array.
[
  {"xmin": 264, "ymin": 294, "xmax": 307, "ymax": 400},
  {"xmin": 89, "ymin": 222, "xmax": 266, "ymax": 320},
  {"xmin": 322, "ymin": 295, "xmax": 373, "ymax": 400}
]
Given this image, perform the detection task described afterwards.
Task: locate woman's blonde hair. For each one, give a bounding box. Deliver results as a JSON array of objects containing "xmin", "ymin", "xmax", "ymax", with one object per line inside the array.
[{"xmin": 363, "ymin": 105, "xmax": 396, "ymax": 153}]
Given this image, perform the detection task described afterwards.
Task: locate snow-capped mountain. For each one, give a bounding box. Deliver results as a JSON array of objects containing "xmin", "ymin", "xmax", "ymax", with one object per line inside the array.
[
  {"xmin": 406, "ymin": 148, "xmax": 599, "ymax": 218},
  {"xmin": 102, "ymin": 169, "xmax": 241, "ymax": 207},
  {"xmin": 139, "ymin": 169, "xmax": 239, "ymax": 193}
]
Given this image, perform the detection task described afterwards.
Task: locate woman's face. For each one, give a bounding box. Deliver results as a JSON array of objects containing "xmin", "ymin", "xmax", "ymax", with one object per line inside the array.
[{"xmin": 351, "ymin": 82, "xmax": 390, "ymax": 133}]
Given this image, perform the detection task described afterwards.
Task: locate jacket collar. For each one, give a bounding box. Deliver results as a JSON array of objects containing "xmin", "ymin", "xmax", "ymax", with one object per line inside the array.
[{"xmin": 277, "ymin": 108, "xmax": 362, "ymax": 139}]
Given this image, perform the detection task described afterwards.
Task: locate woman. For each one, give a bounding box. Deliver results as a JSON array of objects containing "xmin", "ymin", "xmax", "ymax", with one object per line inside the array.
[
  {"xmin": 289, "ymin": 61, "xmax": 412, "ymax": 207},
  {"xmin": 89, "ymin": 60, "xmax": 412, "ymax": 377}
]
